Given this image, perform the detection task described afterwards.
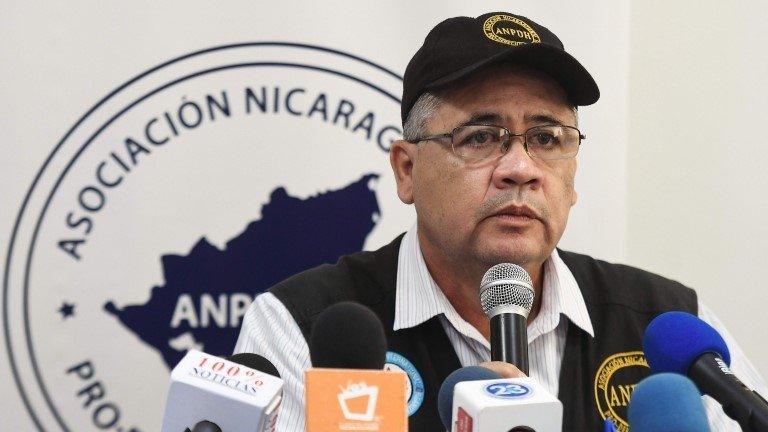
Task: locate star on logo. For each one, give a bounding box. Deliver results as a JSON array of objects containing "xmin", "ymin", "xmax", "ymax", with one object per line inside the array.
[{"xmin": 57, "ymin": 302, "xmax": 75, "ymax": 319}]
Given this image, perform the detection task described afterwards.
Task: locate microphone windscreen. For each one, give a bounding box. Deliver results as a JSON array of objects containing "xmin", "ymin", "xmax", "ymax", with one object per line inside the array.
[
  {"xmin": 643, "ymin": 311, "xmax": 730, "ymax": 375},
  {"xmin": 437, "ymin": 366, "xmax": 502, "ymax": 429},
  {"xmin": 191, "ymin": 420, "xmax": 223, "ymax": 432},
  {"xmin": 227, "ymin": 353, "xmax": 281, "ymax": 378},
  {"xmin": 628, "ymin": 373, "xmax": 710, "ymax": 431},
  {"xmin": 603, "ymin": 418, "xmax": 617, "ymax": 432},
  {"xmin": 309, "ymin": 301, "xmax": 387, "ymax": 369}
]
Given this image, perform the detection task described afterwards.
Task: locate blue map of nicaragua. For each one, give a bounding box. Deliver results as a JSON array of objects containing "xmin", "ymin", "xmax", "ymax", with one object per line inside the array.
[{"xmin": 104, "ymin": 173, "xmax": 381, "ymax": 369}]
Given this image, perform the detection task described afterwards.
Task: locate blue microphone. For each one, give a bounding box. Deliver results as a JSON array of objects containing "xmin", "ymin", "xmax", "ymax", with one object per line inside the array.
[
  {"xmin": 643, "ymin": 311, "xmax": 768, "ymax": 432},
  {"xmin": 602, "ymin": 418, "xmax": 617, "ymax": 432},
  {"xmin": 437, "ymin": 366, "xmax": 502, "ymax": 429},
  {"xmin": 643, "ymin": 311, "xmax": 731, "ymax": 375},
  {"xmin": 627, "ymin": 373, "xmax": 709, "ymax": 431}
]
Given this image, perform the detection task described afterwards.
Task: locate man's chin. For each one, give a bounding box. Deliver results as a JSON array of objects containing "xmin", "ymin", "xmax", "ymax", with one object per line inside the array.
[
  {"xmin": 474, "ymin": 240, "xmax": 544, "ymax": 270},
  {"xmin": 466, "ymin": 222, "xmax": 551, "ymax": 269}
]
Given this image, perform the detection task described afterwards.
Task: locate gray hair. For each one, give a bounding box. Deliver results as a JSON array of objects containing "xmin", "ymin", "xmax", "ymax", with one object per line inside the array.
[
  {"xmin": 402, "ymin": 91, "xmax": 579, "ymax": 142},
  {"xmin": 402, "ymin": 92, "xmax": 443, "ymax": 142}
]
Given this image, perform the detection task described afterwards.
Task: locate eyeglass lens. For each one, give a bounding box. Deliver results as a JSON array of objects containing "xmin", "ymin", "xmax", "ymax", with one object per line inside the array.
[{"xmin": 451, "ymin": 125, "xmax": 579, "ymax": 161}]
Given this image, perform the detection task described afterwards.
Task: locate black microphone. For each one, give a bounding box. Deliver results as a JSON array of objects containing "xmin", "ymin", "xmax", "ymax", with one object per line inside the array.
[
  {"xmin": 305, "ymin": 302, "xmax": 408, "ymax": 432},
  {"xmin": 309, "ymin": 301, "xmax": 387, "ymax": 369},
  {"xmin": 227, "ymin": 353, "xmax": 281, "ymax": 378},
  {"xmin": 479, "ymin": 263, "xmax": 535, "ymax": 374},
  {"xmin": 190, "ymin": 420, "xmax": 222, "ymax": 432},
  {"xmin": 644, "ymin": 311, "xmax": 768, "ymax": 432}
]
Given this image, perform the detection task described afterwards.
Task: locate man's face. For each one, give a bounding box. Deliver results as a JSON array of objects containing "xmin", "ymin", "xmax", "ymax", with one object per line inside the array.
[{"xmin": 394, "ymin": 65, "xmax": 578, "ymax": 275}]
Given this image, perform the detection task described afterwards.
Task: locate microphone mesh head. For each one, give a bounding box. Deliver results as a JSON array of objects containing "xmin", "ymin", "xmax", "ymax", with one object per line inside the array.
[
  {"xmin": 480, "ymin": 263, "xmax": 533, "ymax": 287},
  {"xmin": 479, "ymin": 263, "xmax": 535, "ymax": 316}
]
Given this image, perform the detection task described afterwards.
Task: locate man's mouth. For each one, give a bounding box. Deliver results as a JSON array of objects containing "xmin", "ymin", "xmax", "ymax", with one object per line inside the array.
[{"xmin": 487, "ymin": 204, "xmax": 541, "ymax": 223}]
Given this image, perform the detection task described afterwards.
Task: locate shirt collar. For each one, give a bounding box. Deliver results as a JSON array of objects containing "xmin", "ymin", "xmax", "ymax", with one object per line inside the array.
[
  {"xmin": 393, "ymin": 224, "xmax": 594, "ymax": 343},
  {"xmin": 531, "ymin": 248, "xmax": 595, "ymax": 339}
]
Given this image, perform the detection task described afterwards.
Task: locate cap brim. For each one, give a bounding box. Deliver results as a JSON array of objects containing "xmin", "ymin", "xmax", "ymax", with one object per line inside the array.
[{"xmin": 426, "ymin": 43, "xmax": 599, "ymax": 106}]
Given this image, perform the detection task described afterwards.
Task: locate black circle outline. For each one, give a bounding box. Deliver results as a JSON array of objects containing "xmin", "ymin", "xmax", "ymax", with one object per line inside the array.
[{"xmin": 3, "ymin": 42, "xmax": 402, "ymax": 432}]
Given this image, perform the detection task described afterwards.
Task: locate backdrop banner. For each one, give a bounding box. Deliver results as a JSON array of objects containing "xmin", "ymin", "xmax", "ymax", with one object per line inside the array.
[{"xmin": 1, "ymin": 2, "xmax": 630, "ymax": 431}]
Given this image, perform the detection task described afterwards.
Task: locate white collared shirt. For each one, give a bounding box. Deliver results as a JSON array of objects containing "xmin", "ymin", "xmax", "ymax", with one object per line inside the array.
[
  {"xmin": 393, "ymin": 225, "xmax": 595, "ymax": 399},
  {"xmin": 235, "ymin": 225, "xmax": 767, "ymax": 431}
]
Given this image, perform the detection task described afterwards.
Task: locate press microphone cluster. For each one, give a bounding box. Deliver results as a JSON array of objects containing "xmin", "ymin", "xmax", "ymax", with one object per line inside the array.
[
  {"xmin": 305, "ymin": 301, "xmax": 408, "ymax": 432},
  {"xmin": 160, "ymin": 350, "xmax": 283, "ymax": 432},
  {"xmin": 643, "ymin": 311, "xmax": 768, "ymax": 432}
]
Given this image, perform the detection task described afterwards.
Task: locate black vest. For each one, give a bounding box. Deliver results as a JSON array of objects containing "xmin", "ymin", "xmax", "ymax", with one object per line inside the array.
[{"xmin": 270, "ymin": 234, "xmax": 697, "ymax": 431}]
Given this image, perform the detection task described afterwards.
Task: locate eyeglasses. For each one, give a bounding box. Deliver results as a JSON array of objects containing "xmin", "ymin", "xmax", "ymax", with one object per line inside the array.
[{"xmin": 407, "ymin": 124, "xmax": 585, "ymax": 162}]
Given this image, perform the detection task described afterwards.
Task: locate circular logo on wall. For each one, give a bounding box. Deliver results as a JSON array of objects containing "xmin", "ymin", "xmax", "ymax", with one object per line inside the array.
[{"xmin": 3, "ymin": 42, "xmax": 410, "ymax": 431}]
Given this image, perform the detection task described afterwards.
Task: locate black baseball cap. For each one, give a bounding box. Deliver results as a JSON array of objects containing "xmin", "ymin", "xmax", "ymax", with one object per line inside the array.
[{"xmin": 401, "ymin": 12, "xmax": 600, "ymax": 123}]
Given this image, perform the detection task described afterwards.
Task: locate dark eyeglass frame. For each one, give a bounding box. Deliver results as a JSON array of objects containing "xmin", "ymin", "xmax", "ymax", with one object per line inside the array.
[{"xmin": 406, "ymin": 123, "xmax": 586, "ymax": 162}]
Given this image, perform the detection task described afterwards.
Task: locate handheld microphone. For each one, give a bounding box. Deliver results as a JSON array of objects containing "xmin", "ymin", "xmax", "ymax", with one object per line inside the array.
[
  {"xmin": 438, "ymin": 366, "xmax": 562, "ymax": 432},
  {"xmin": 480, "ymin": 263, "xmax": 535, "ymax": 374},
  {"xmin": 643, "ymin": 311, "xmax": 768, "ymax": 432},
  {"xmin": 160, "ymin": 350, "xmax": 283, "ymax": 432},
  {"xmin": 627, "ymin": 373, "xmax": 709, "ymax": 432},
  {"xmin": 305, "ymin": 302, "xmax": 407, "ymax": 432}
]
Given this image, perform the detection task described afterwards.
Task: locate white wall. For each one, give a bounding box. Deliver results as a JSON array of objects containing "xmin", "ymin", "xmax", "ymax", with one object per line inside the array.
[{"xmin": 628, "ymin": 0, "xmax": 768, "ymax": 380}]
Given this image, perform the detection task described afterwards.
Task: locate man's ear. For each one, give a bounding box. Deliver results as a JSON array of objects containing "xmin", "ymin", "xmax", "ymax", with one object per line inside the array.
[{"xmin": 389, "ymin": 140, "xmax": 416, "ymax": 204}]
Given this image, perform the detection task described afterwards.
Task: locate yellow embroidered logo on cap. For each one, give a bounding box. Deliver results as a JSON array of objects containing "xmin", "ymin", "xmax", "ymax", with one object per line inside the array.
[
  {"xmin": 483, "ymin": 15, "xmax": 541, "ymax": 46},
  {"xmin": 593, "ymin": 351, "xmax": 650, "ymax": 431}
]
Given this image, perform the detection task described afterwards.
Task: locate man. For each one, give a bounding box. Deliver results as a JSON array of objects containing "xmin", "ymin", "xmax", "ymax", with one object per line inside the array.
[{"xmin": 234, "ymin": 12, "xmax": 766, "ymax": 431}]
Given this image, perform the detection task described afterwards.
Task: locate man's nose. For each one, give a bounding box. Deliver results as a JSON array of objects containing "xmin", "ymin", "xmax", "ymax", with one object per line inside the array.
[{"xmin": 490, "ymin": 137, "xmax": 542, "ymax": 190}]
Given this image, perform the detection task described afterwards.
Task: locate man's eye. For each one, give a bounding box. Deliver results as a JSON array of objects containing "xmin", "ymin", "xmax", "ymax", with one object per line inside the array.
[
  {"xmin": 471, "ymin": 132, "xmax": 491, "ymax": 144},
  {"xmin": 461, "ymin": 131, "xmax": 495, "ymax": 146},
  {"xmin": 532, "ymin": 132, "xmax": 557, "ymax": 146}
]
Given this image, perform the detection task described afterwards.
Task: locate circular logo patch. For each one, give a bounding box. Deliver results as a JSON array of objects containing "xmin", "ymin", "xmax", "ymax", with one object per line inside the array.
[
  {"xmin": 384, "ymin": 351, "xmax": 424, "ymax": 416},
  {"xmin": 3, "ymin": 42, "xmax": 406, "ymax": 431},
  {"xmin": 483, "ymin": 14, "xmax": 541, "ymax": 46},
  {"xmin": 484, "ymin": 382, "xmax": 532, "ymax": 399},
  {"xmin": 593, "ymin": 351, "xmax": 651, "ymax": 431}
]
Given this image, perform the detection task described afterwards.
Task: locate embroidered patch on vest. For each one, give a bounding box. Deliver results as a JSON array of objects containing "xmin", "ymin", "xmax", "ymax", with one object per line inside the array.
[
  {"xmin": 593, "ymin": 351, "xmax": 650, "ymax": 431},
  {"xmin": 384, "ymin": 351, "xmax": 425, "ymax": 416}
]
